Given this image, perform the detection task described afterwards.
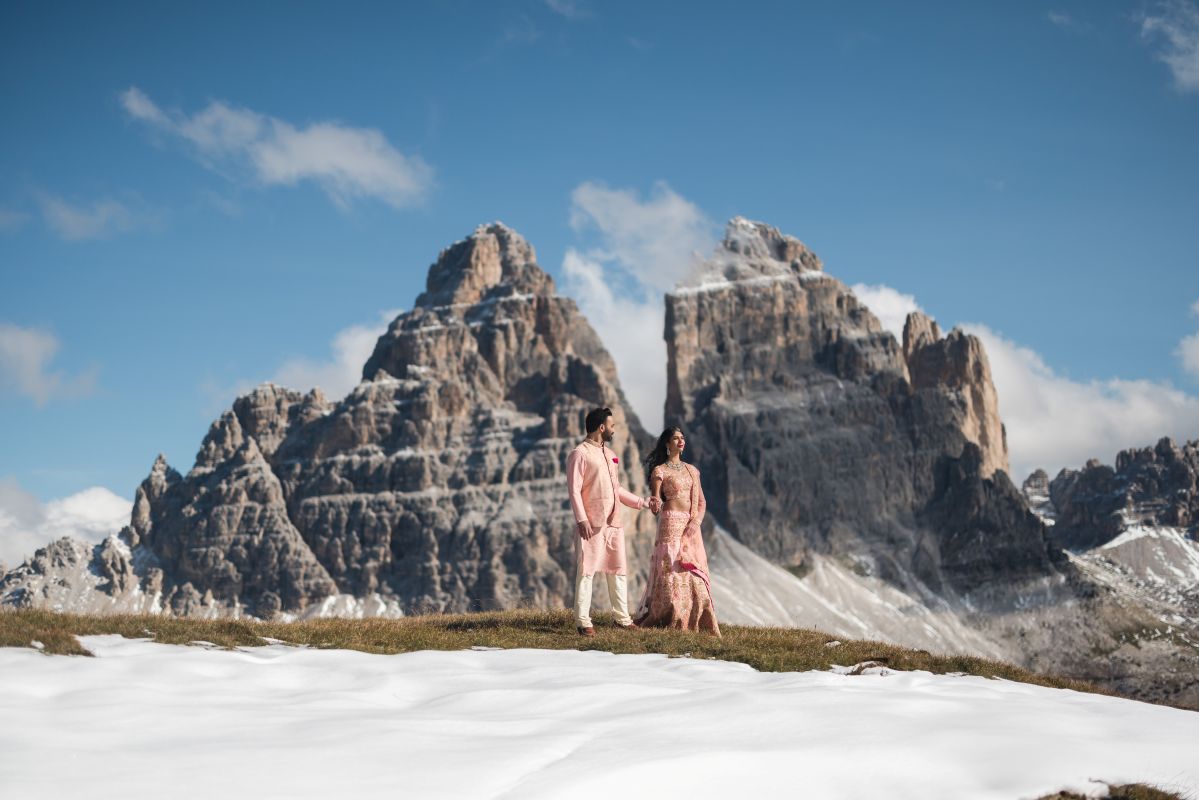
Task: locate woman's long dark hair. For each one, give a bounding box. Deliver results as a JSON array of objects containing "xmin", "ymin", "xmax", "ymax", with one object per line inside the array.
[{"xmin": 644, "ymin": 426, "xmax": 686, "ymax": 483}]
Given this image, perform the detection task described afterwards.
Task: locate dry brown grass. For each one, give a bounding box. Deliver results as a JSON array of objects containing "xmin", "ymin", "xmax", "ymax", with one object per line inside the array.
[{"xmin": 3, "ymin": 606, "xmax": 1121, "ymax": 699}]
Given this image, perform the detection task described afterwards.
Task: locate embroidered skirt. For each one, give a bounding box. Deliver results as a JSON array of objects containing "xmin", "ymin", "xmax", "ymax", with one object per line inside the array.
[{"xmin": 633, "ymin": 510, "xmax": 720, "ymax": 635}]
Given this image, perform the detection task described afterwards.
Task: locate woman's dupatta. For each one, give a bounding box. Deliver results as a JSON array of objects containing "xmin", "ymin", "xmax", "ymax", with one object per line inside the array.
[{"xmin": 678, "ymin": 463, "xmax": 713, "ymax": 595}]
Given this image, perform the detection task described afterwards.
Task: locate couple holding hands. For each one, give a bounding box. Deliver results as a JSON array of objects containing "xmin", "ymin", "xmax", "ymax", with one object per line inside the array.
[{"xmin": 565, "ymin": 406, "xmax": 720, "ymax": 638}]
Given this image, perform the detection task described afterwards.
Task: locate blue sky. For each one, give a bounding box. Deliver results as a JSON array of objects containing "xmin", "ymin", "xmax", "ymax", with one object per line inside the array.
[{"xmin": 2, "ymin": 1, "xmax": 1199, "ymax": 559}]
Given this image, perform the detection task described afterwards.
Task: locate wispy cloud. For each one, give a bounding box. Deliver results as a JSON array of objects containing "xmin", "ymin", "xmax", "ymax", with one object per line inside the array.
[
  {"xmin": 120, "ymin": 87, "xmax": 434, "ymax": 210},
  {"xmin": 0, "ymin": 323, "xmax": 97, "ymax": 407},
  {"xmin": 1177, "ymin": 298, "xmax": 1199, "ymax": 378},
  {"xmin": 200, "ymin": 190, "xmax": 241, "ymax": 217},
  {"xmin": 0, "ymin": 208, "xmax": 31, "ymax": 233},
  {"xmin": 202, "ymin": 309, "xmax": 401, "ymax": 416},
  {"xmin": 0, "ymin": 480, "xmax": 131, "ymax": 568},
  {"xmin": 545, "ymin": 0, "xmax": 589, "ymax": 19},
  {"xmin": 969, "ymin": 321, "xmax": 1199, "ymax": 480},
  {"xmin": 848, "ymin": 283, "xmax": 1199, "ymax": 480},
  {"xmin": 1141, "ymin": 0, "xmax": 1199, "ymax": 91},
  {"xmin": 850, "ymin": 284, "xmax": 925, "ymax": 341},
  {"xmin": 1047, "ymin": 10, "xmax": 1090, "ymax": 33},
  {"xmin": 501, "ymin": 16, "xmax": 541, "ymax": 46},
  {"xmin": 568, "ymin": 181, "xmax": 716, "ymax": 292},
  {"xmin": 36, "ymin": 194, "xmax": 139, "ymax": 241},
  {"xmin": 1048, "ymin": 11, "xmax": 1074, "ymax": 28},
  {"xmin": 562, "ymin": 182, "xmax": 717, "ymax": 432},
  {"xmin": 272, "ymin": 309, "xmax": 401, "ymax": 399}
]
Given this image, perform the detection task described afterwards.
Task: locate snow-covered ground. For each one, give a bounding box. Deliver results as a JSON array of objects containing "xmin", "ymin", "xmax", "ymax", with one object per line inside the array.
[{"xmin": 2, "ymin": 636, "xmax": 1197, "ymax": 799}]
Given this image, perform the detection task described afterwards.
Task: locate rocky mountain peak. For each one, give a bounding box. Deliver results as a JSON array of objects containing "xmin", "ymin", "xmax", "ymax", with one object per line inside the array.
[
  {"xmin": 232, "ymin": 383, "xmax": 329, "ymax": 459},
  {"xmin": 130, "ymin": 454, "xmax": 180, "ymax": 546},
  {"xmin": 666, "ymin": 217, "xmax": 1033, "ymax": 598},
  {"xmin": 1049, "ymin": 436, "xmax": 1199, "ymax": 549},
  {"xmin": 1022, "ymin": 469, "xmax": 1050, "ymax": 498},
  {"xmin": 28, "ymin": 222, "xmax": 656, "ymax": 618},
  {"xmin": 902, "ymin": 318, "xmax": 1009, "ymax": 478},
  {"xmin": 903, "ymin": 311, "xmax": 942, "ymax": 361},
  {"xmin": 414, "ymin": 222, "xmax": 552, "ymax": 309},
  {"xmin": 684, "ymin": 217, "xmax": 823, "ymax": 288},
  {"xmin": 721, "ymin": 216, "xmax": 822, "ymax": 267},
  {"xmin": 195, "ymin": 411, "xmax": 245, "ymax": 470}
]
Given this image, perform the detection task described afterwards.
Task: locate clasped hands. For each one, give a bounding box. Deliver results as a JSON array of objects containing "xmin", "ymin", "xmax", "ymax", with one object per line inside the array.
[{"xmin": 575, "ymin": 496, "xmax": 662, "ymax": 539}]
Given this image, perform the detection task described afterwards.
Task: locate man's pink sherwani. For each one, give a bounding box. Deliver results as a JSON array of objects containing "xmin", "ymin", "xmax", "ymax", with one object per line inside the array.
[{"xmin": 566, "ymin": 439, "xmax": 645, "ymax": 576}]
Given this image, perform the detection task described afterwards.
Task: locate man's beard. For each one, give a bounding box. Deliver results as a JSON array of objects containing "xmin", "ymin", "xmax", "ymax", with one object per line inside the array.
[{"xmin": 602, "ymin": 429, "xmax": 614, "ymax": 443}]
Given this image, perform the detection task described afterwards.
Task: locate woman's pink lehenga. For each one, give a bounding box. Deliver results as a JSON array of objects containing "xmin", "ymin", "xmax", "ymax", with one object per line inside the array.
[{"xmin": 634, "ymin": 462, "xmax": 720, "ymax": 636}]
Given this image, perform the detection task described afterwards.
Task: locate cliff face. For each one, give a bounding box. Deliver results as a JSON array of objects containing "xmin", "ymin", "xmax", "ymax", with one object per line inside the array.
[
  {"xmin": 664, "ymin": 217, "xmax": 1045, "ymax": 603},
  {"xmin": 1047, "ymin": 437, "xmax": 1199, "ymax": 550},
  {"xmin": 1, "ymin": 223, "xmax": 654, "ymax": 618}
]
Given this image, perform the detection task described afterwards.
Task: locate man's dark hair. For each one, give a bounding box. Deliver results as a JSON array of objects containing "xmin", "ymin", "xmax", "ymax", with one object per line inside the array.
[{"xmin": 585, "ymin": 407, "xmax": 613, "ymax": 434}]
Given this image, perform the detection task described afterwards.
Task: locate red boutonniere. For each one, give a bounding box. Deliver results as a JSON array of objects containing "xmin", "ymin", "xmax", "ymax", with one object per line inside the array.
[{"xmin": 612, "ymin": 457, "xmax": 619, "ymax": 464}]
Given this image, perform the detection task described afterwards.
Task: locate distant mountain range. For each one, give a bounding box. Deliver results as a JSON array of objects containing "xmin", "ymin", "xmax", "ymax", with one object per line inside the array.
[{"xmin": 3, "ymin": 219, "xmax": 1196, "ymax": 708}]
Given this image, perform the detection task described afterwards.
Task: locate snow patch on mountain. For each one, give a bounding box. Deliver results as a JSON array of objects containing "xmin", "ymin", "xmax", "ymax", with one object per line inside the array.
[{"xmin": 709, "ymin": 526, "xmax": 1007, "ymax": 659}]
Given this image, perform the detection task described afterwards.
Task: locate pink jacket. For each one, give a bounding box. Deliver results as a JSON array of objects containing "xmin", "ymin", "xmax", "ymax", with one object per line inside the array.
[
  {"xmin": 566, "ymin": 439, "xmax": 645, "ymax": 575},
  {"xmin": 566, "ymin": 439, "xmax": 645, "ymax": 529}
]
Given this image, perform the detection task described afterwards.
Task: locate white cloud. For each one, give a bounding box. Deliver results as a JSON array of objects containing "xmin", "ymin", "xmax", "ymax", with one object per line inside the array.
[
  {"xmin": 845, "ymin": 284, "xmax": 1199, "ymax": 481},
  {"xmin": 36, "ymin": 194, "xmax": 137, "ymax": 241},
  {"xmin": 0, "ymin": 480, "xmax": 131, "ymax": 568},
  {"xmin": 569, "ymin": 181, "xmax": 715, "ymax": 292},
  {"xmin": 273, "ymin": 309, "xmax": 401, "ymax": 399},
  {"xmin": 0, "ymin": 323, "xmax": 96, "ymax": 406},
  {"xmin": 203, "ymin": 309, "xmax": 401, "ymax": 414},
  {"xmin": 1178, "ymin": 298, "xmax": 1199, "ymax": 377},
  {"xmin": 545, "ymin": 0, "xmax": 588, "ymax": 19},
  {"xmin": 1048, "ymin": 11, "xmax": 1075, "ymax": 28},
  {"xmin": 1047, "ymin": 11, "xmax": 1091, "ymax": 33},
  {"xmin": 1141, "ymin": 0, "xmax": 1199, "ymax": 91},
  {"xmin": 562, "ymin": 182, "xmax": 717, "ymax": 432},
  {"xmin": 849, "ymin": 283, "xmax": 923, "ymax": 341},
  {"xmin": 1179, "ymin": 333, "xmax": 1199, "ymax": 376},
  {"xmin": 563, "ymin": 249, "xmax": 666, "ymax": 432},
  {"xmin": 121, "ymin": 87, "xmax": 433, "ymax": 210},
  {"xmin": 966, "ymin": 323, "xmax": 1199, "ymax": 481}
]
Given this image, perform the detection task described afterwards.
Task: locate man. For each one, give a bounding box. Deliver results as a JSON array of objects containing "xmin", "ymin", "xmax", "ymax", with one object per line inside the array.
[{"xmin": 566, "ymin": 406, "xmax": 661, "ymax": 636}]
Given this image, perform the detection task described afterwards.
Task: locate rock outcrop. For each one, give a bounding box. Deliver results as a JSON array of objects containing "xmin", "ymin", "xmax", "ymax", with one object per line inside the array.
[
  {"xmin": 0, "ymin": 535, "xmax": 160, "ymax": 615},
  {"xmin": 4, "ymin": 223, "xmax": 655, "ymax": 618},
  {"xmin": 903, "ymin": 313, "xmax": 1008, "ymax": 479},
  {"xmin": 1020, "ymin": 469, "xmax": 1056, "ymax": 523},
  {"xmin": 1047, "ymin": 437, "xmax": 1199, "ymax": 551},
  {"xmin": 1020, "ymin": 439, "xmax": 1199, "ymax": 696},
  {"xmin": 664, "ymin": 217, "xmax": 1037, "ymax": 604}
]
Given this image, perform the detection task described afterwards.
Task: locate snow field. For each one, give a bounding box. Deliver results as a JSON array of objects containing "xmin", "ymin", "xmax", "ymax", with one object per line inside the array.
[{"xmin": 1, "ymin": 635, "xmax": 1196, "ymax": 799}]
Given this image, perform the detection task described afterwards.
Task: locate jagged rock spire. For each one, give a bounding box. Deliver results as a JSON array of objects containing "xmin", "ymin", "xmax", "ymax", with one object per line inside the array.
[
  {"xmin": 414, "ymin": 222, "xmax": 553, "ymax": 309},
  {"xmin": 903, "ymin": 312, "xmax": 1009, "ymax": 478}
]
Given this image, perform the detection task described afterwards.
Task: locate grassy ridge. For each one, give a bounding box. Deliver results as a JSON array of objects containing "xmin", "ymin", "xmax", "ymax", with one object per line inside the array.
[{"xmin": 2, "ymin": 606, "xmax": 1111, "ymax": 697}]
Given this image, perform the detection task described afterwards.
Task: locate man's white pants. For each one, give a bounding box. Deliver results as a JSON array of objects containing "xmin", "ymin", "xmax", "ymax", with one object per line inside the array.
[{"xmin": 573, "ymin": 571, "xmax": 633, "ymax": 628}]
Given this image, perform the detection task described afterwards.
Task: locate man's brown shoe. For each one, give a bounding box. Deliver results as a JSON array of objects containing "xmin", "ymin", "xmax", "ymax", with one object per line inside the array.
[
  {"xmin": 576, "ymin": 626, "xmax": 595, "ymax": 637},
  {"xmin": 616, "ymin": 621, "xmax": 638, "ymax": 630}
]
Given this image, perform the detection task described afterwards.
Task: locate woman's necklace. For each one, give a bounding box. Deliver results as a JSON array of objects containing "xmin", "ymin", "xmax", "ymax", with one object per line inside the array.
[{"xmin": 665, "ymin": 459, "xmax": 684, "ymax": 471}]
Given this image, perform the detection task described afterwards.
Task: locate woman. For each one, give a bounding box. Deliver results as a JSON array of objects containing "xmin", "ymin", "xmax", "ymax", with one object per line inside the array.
[{"xmin": 633, "ymin": 426, "xmax": 720, "ymax": 636}]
